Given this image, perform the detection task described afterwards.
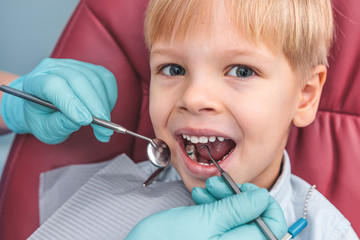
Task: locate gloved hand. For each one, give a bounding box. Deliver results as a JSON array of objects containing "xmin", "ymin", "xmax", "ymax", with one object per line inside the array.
[
  {"xmin": 192, "ymin": 176, "xmax": 288, "ymax": 239},
  {"xmin": 125, "ymin": 178, "xmax": 287, "ymax": 240},
  {"xmin": 1, "ymin": 58, "xmax": 117, "ymax": 144}
]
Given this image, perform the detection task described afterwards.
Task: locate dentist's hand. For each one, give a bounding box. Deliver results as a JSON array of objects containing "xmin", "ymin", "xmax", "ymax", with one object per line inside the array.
[
  {"xmin": 192, "ymin": 177, "xmax": 288, "ymax": 239},
  {"xmin": 1, "ymin": 58, "xmax": 117, "ymax": 144},
  {"xmin": 126, "ymin": 178, "xmax": 287, "ymax": 240}
]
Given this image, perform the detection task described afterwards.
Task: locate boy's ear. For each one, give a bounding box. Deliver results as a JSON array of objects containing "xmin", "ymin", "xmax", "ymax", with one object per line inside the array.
[{"xmin": 292, "ymin": 65, "xmax": 327, "ymax": 127}]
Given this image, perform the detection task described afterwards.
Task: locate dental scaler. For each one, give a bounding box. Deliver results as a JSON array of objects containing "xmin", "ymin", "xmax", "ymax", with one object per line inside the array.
[{"xmin": 197, "ymin": 145, "xmax": 278, "ymax": 240}]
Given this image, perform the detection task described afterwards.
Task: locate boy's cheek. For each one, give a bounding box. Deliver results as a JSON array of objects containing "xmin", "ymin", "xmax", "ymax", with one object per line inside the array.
[
  {"xmin": 149, "ymin": 102, "xmax": 164, "ymax": 129},
  {"xmin": 149, "ymin": 105, "xmax": 172, "ymax": 145},
  {"xmin": 149, "ymin": 92, "xmax": 163, "ymax": 125}
]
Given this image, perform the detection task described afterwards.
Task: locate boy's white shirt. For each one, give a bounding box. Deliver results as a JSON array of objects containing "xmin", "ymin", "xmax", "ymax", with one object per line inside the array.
[{"xmin": 31, "ymin": 151, "xmax": 358, "ymax": 239}]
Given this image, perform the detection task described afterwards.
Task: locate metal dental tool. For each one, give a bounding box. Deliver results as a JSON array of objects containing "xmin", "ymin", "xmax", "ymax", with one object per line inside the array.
[
  {"xmin": 0, "ymin": 85, "xmax": 171, "ymax": 169},
  {"xmin": 197, "ymin": 145, "xmax": 278, "ymax": 240}
]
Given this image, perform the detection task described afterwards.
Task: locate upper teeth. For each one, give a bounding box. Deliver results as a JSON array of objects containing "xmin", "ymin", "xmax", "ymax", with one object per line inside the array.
[{"xmin": 182, "ymin": 134, "xmax": 226, "ymax": 144}]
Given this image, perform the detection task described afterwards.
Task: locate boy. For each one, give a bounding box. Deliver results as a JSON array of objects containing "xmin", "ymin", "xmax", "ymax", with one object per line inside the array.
[
  {"xmin": 0, "ymin": 0, "xmax": 358, "ymax": 239},
  {"xmin": 127, "ymin": 0, "xmax": 358, "ymax": 239}
]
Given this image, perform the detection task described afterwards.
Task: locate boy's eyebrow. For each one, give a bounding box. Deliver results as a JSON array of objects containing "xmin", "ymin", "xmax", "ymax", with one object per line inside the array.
[
  {"xmin": 150, "ymin": 48, "xmax": 181, "ymax": 57},
  {"xmin": 151, "ymin": 47, "xmax": 275, "ymax": 62},
  {"xmin": 220, "ymin": 49, "xmax": 274, "ymax": 62}
]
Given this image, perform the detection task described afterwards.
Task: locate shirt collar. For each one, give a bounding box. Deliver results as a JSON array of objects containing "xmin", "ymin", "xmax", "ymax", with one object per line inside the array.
[{"xmin": 270, "ymin": 150, "xmax": 293, "ymax": 209}]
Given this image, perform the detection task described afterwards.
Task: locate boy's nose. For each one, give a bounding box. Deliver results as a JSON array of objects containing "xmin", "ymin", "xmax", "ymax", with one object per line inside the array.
[{"xmin": 177, "ymin": 78, "xmax": 221, "ymax": 115}]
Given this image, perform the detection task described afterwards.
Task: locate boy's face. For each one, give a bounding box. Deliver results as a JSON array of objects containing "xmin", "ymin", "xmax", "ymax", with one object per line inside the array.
[{"xmin": 149, "ymin": 6, "xmax": 303, "ymax": 191}]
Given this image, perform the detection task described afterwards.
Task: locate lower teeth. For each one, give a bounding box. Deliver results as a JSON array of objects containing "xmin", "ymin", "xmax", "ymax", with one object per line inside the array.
[{"xmin": 199, "ymin": 162, "xmax": 211, "ymax": 166}]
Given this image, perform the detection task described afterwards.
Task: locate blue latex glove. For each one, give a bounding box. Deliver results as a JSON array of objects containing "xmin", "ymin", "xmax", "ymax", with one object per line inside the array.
[
  {"xmin": 1, "ymin": 58, "xmax": 117, "ymax": 144},
  {"xmin": 192, "ymin": 176, "xmax": 288, "ymax": 239},
  {"xmin": 126, "ymin": 178, "xmax": 287, "ymax": 239}
]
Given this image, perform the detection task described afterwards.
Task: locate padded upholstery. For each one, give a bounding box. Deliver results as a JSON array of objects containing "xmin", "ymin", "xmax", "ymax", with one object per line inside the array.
[
  {"xmin": 0, "ymin": 0, "xmax": 359, "ymax": 239},
  {"xmin": 286, "ymin": 0, "xmax": 360, "ymax": 236},
  {"xmin": 0, "ymin": 0, "xmax": 151, "ymax": 239}
]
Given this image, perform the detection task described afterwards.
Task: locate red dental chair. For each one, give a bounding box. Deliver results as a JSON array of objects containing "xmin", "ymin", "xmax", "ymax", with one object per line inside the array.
[{"xmin": 0, "ymin": 0, "xmax": 359, "ymax": 239}]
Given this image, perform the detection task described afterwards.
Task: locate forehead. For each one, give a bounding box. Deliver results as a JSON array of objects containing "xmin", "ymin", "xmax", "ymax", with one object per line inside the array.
[
  {"xmin": 146, "ymin": 0, "xmax": 282, "ymax": 56},
  {"xmin": 150, "ymin": 24, "xmax": 274, "ymax": 66},
  {"xmin": 151, "ymin": 4, "xmax": 229, "ymax": 47},
  {"xmin": 149, "ymin": 2, "xmax": 278, "ymax": 63},
  {"xmin": 149, "ymin": 1, "xmax": 229, "ymax": 46}
]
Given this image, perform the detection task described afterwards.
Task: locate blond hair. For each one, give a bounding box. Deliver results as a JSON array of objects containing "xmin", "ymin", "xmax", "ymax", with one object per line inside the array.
[{"xmin": 144, "ymin": 0, "xmax": 334, "ymax": 78}]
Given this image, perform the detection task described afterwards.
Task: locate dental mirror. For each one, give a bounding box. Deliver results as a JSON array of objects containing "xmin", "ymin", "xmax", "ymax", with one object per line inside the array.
[
  {"xmin": 0, "ymin": 85, "xmax": 171, "ymax": 168},
  {"xmin": 147, "ymin": 138, "xmax": 171, "ymax": 168}
]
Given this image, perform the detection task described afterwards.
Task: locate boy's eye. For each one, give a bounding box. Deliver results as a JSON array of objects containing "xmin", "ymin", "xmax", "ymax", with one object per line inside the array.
[
  {"xmin": 227, "ymin": 65, "xmax": 254, "ymax": 78},
  {"xmin": 161, "ymin": 64, "xmax": 186, "ymax": 76}
]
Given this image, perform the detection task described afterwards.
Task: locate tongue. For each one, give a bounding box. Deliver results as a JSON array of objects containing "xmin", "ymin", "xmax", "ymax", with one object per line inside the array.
[{"xmin": 196, "ymin": 139, "xmax": 235, "ymax": 162}]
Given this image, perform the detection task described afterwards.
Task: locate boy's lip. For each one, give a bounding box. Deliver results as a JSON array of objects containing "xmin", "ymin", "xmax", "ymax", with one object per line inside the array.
[{"xmin": 174, "ymin": 128, "xmax": 235, "ymax": 176}]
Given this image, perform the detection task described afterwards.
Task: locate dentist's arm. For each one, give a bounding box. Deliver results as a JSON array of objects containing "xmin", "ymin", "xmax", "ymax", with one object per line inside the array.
[
  {"xmin": 0, "ymin": 71, "xmax": 19, "ymax": 134},
  {"xmin": 0, "ymin": 58, "xmax": 118, "ymax": 144}
]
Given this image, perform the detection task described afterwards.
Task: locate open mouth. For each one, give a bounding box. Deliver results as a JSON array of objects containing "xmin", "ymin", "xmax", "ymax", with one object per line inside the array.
[{"xmin": 181, "ymin": 134, "xmax": 236, "ymax": 166}]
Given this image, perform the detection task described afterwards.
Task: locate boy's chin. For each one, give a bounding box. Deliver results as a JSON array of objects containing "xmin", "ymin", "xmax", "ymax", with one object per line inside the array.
[
  {"xmin": 184, "ymin": 180, "xmax": 207, "ymax": 192},
  {"xmin": 178, "ymin": 172, "xmax": 211, "ymax": 192}
]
